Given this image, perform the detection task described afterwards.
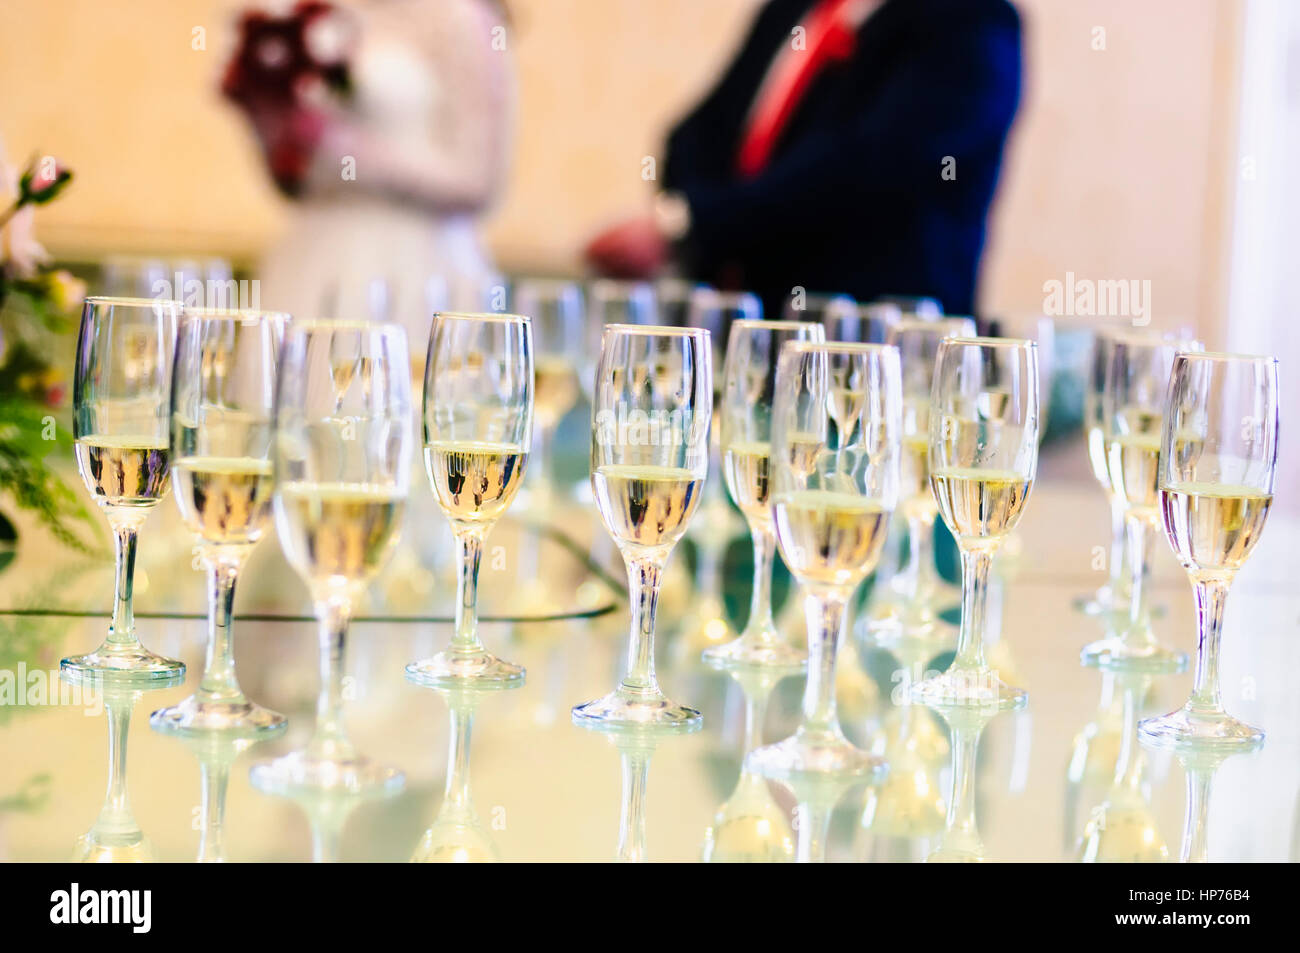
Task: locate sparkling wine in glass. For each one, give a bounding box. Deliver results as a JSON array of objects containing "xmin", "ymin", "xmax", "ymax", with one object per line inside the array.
[
  {"xmin": 865, "ymin": 317, "xmax": 975, "ymax": 641},
  {"xmin": 64, "ymin": 296, "xmax": 184, "ymax": 683},
  {"xmin": 910, "ymin": 336, "xmax": 1039, "ymax": 711},
  {"xmin": 406, "ymin": 312, "xmax": 533, "ymax": 687},
  {"xmin": 1081, "ymin": 331, "xmax": 1200, "ymax": 672},
  {"xmin": 151, "ymin": 307, "xmax": 289, "ymax": 737},
  {"xmin": 250, "ymin": 320, "xmax": 412, "ymax": 795},
  {"xmin": 704, "ymin": 317, "xmax": 824, "ymax": 669},
  {"xmin": 573, "ymin": 325, "xmax": 712, "ymax": 731},
  {"xmin": 1138, "ymin": 352, "xmax": 1277, "ymax": 750},
  {"xmin": 513, "ymin": 280, "xmax": 583, "ymax": 513},
  {"xmin": 746, "ymin": 341, "xmax": 901, "ymax": 779}
]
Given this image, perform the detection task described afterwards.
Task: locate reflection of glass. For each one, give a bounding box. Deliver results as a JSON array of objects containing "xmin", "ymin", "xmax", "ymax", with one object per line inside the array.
[
  {"xmin": 66, "ymin": 670, "xmax": 183, "ymax": 862},
  {"xmin": 866, "ymin": 318, "xmax": 975, "ymax": 642},
  {"xmin": 1163, "ymin": 741, "xmax": 1263, "ymax": 863},
  {"xmin": 64, "ymin": 296, "xmax": 184, "ymax": 683},
  {"xmin": 705, "ymin": 318, "xmax": 824, "ymax": 669},
  {"xmin": 1139, "ymin": 353, "xmax": 1276, "ymax": 749},
  {"xmin": 513, "ymin": 281, "xmax": 584, "ymax": 516},
  {"xmin": 1063, "ymin": 667, "xmax": 1125, "ymax": 852},
  {"xmin": 1082, "ymin": 332, "xmax": 1198, "ymax": 672},
  {"xmin": 152, "ymin": 308, "xmax": 288, "ymax": 737},
  {"xmin": 911, "ymin": 337, "xmax": 1039, "ymax": 710},
  {"xmin": 926, "ymin": 706, "xmax": 1005, "ymax": 862},
  {"xmin": 1076, "ymin": 672, "xmax": 1167, "ymax": 862},
  {"xmin": 252, "ymin": 320, "xmax": 412, "ymax": 795},
  {"xmin": 407, "ymin": 313, "xmax": 533, "ymax": 687},
  {"xmin": 702, "ymin": 667, "xmax": 797, "ymax": 862},
  {"xmin": 1076, "ymin": 330, "xmax": 1133, "ymax": 616},
  {"xmin": 746, "ymin": 342, "xmax": 900, "ymax": 780},
  {"xmin": 573, "ymin": 326, "xmax": 712, "ymax": 730},
  {"xmin": 408, "ymin": 683, "xmax": 506, "ymax": 862},
  {"xmin": 156, "ymin": 717, "xmax": 286, "ymax": 862},
  {"xmin": 675, "ymin": 289, "xmax": 759, "ymax": 659}
]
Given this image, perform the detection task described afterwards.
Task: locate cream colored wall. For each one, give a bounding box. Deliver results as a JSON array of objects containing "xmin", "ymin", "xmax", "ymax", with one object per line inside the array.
[{"xmin": 1, "ymin": 0, "xmax": 1242, "ymax": 343}]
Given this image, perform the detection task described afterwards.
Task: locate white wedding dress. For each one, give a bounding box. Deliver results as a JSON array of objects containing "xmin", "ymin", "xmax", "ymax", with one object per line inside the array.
[{"xmin": 258, "ymin": 0, "xmax": 512, "ymax": 349}]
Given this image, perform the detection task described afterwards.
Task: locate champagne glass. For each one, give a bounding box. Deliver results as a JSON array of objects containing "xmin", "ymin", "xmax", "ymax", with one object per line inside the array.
[
  {"xmin": 251, "ymin": 320, "xmax": 412, "ymax": 794},
  {"xmin": 407, "ymin": 312, "xmax": 533, "ymax": 686},
  {"xmin": 705, "ymin": 318, "xmax": 824, "ymax": 668},
  {"xmin": 782, "ymin": 291, "xmax": 856, "ymax": 324},
  {"xmin": 584, "ymin": 279, "xmax": 657, "ymax": 397},
  {"xmin": 573, "ymin": 325, "xmax": 712, "ymax": 729},
  {"xmin": 1082, "ymin": 332, "xmax": 1199, "ymax": 671},
  {"xmin": 876, "ymin": 295, "xmax": 943, "ymax": 320},
  {"xmin": 746, "ymin": 342, "xmax": 901, "ymax": 778},
  {"xmin": 677, "ymin": 288, "xmax": 759, "ymax": 657},
  {"xmin": 910, "ymin": 337, "xmax": 1039, "ymax": 710},
  {"xmin": 822, "ymin": 301, "xmax": 901, "ymax": 345},
  {"xmin": 151, "ymin": 307, "xmax": 289, "ymax": 736},
  {"xmin": 867, "ymin": 317, "xmax": 975, "ymax": 640},
  {"xmin": 1137, "ymin": 352, "xmax": 1277, "ymax": 749},
  {"xmin": 1076, "ymin": 328, "xmax": 1133, "ymax": 615},
  {"xmin": 513, "ymin": 280, "xmax": 583, "ymax": 513},
  {"xmin": 64, "ymin": 296, "xmax": 184, "ymax": 682}
]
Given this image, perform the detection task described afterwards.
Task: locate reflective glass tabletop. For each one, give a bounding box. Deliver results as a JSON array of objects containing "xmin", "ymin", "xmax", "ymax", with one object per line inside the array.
[{"xmin": 1, "ymin": 448, "xmax": 1297, "ymax": 862}]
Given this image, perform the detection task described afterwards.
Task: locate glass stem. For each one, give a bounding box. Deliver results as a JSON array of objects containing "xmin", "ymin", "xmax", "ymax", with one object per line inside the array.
[
  {"xmin": 801, "ymin": 590, "xmax": 847, "ymax": 737},
  {"xmin": 107, "ymin": 519, "xmax": 141, "ymax": 644},
  {"xmin": 946, "ymin": 720, "xmax": 984, "ymax": 845},
  {"xmin": 1188, "ymin": 577, "xmax": 1230, "ymax": 714},
  {"xmin": 795, "ymin": 801, "xmax": 833, "ymax": 864},
  {"xmin": 101, "ymin": 695, "xmax": 133, "ymax": 826},
  {"xmin": 616, "ymin": 748, "xmax": 651, "ymax": 862},
  {"xmin": 1114, "ymin": 679, "xmax": 1143, "ymax": 795},
  {"xmin": 452, "ymin": 529, "xmax": 487, "ymax": 656},
  {"xmin": 1180, "ymin": 766, "xmax": 1214, "ymax": 863},
  {"xmin": 444, "ymin": 703, "xmax": 474, "ymax": 814},
  {"xmin": 1107, "ymin": 497, "xmax": 1127, "ymax": 593},
  {"xmin": 308, "ymin": 597, "xmax": 355, "ymax": 762},
  {"xmin": 745, "ymin": 528, "xmax": 777, "ymax": 639},
  {"xmin": 954, "ymin": 548, "xmax": 994, "ymax": 671},
  {"xmin": 620, "ymin": 553, "xmax": 665, "ymax": 696},
  {"xmin": 197, "ymin": 760, "xmax": 230, "ymax": 863},
  {"xmin": 198, "ymin": 554, "xmax": 246, "ymax": 703},
  {"xmin": 1124, "ymin": 513, "xmax": 1154, "ymax": 638}
]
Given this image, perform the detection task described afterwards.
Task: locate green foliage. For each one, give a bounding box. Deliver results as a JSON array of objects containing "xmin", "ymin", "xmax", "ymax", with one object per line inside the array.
[{"xmin": 0, "ymin": 397, "xmax": 99, "ymax": 554}]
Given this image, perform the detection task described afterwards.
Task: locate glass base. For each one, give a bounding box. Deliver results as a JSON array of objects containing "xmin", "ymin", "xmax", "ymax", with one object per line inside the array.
[
  {"xmin": 405, "ymin": 650, "xmax": 525, "ymax": 690},
  {"xmin": 1080, "ymin": 635, "xmax": 1188, "ymax": 674},
  {"xmin": 909, "ymin": 667, "xmax": 1027, "ymax": 712},
  {"xmin": 150, "ymin": 693, "xmax": 287, "ymax": 739},
  {"xmin": 571, "ymin": 687, "xmax": 702, "ymax": 735},
  {"xmin": 746, "ymin": 729, "xmax": 887, "ymax": 784},
  {"xmin": 701, "ymin": 625, "xmax": 806, "ymax": 671},
  {"xmin": 61, "ymin": 641, "xmax": 185, "ymax": 684},
  {"xmin": 1138, "ymin": 705, "xmax": 1264, "ymax": 752},
  {"xmin": 249, "ymin": 749, "xmax": 404, "ymax": 798}
]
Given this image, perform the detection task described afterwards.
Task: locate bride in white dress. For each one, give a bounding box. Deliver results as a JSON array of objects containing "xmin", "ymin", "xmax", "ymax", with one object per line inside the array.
[{"xmin": 240, "ymin": 0, "xmax": 513, "ymax": 346}]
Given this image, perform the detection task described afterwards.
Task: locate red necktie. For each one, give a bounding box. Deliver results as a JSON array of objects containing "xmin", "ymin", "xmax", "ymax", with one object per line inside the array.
[{"xmin": 735, "ymin": 0, "xmax": 862, "ymax": 179}]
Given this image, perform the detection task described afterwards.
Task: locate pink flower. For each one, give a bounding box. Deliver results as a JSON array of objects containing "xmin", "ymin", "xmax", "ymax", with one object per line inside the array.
[{"xmin": 0, "ymin": 152, "xmax": 48, "ymax": 277}]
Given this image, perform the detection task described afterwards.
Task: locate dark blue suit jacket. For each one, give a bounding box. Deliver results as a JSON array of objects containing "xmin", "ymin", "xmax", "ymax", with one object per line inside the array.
[{"xmin": 664, "ymin": 0, "xmax": 1022, "ymax": 318}]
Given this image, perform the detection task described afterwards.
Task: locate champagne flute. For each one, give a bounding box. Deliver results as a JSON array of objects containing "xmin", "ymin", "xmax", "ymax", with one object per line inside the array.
[
  {"xmin": 584, "ymin": 279, "xmax": 657, "ymax": 397},
  {"xmin": 64, "ymin": 296, "xmax": 184, "ymax": 682},
  {"xmin": 705, "ymin": 318, "xmax": 824, "ymax": 668},
  {"xmin": 1076, "ymin": 328, "xmax": 1133, "ymax": 615},
  {"xmin": 867, "ymin": 317, "xmax": 975, "ymax": 640},
  {"xmin": 910, "ymin": 337, "xmax": 1039, "ymax": 710},
  {"xmin": 876, "ymin": 295, "xmax": 943, "ymax": 320},
  {"xmin": 1138, "ymin": 352, "xmax": 1277, "ymax": 749},
  {"xmin": 746, "ymin": 342, "xmax": 901, "ymax": 778},
  {"xmin": 251, "ymin": 320, "xmax": 412, "ymax": 794},
  {"xmin": 151, "ymin": 307, "xmax": 289, "ymax": 735},
  {"xmin": 822, "ymin": 301, "xmax": 901, "ymax": 345},
  {"xmin": 513, "ymin": 280, "xmax": 583, "ymax": 513},
  {"xmin": 407, "ymin": 312, "xmax": 533, "ymax": 686},
  {"xmin": 573, "ymin": 325, "xmax": 712, "ymax": 730},
  {"xmin": 1082, "ymin": 332, "xmax": 1199, "ymax": 671}
]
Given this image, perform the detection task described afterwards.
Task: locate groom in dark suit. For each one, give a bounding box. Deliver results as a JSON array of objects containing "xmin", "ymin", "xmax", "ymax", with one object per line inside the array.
[{"xmin": 586, "ymin": 0, "xmax": 1022, "ymax": 318}]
